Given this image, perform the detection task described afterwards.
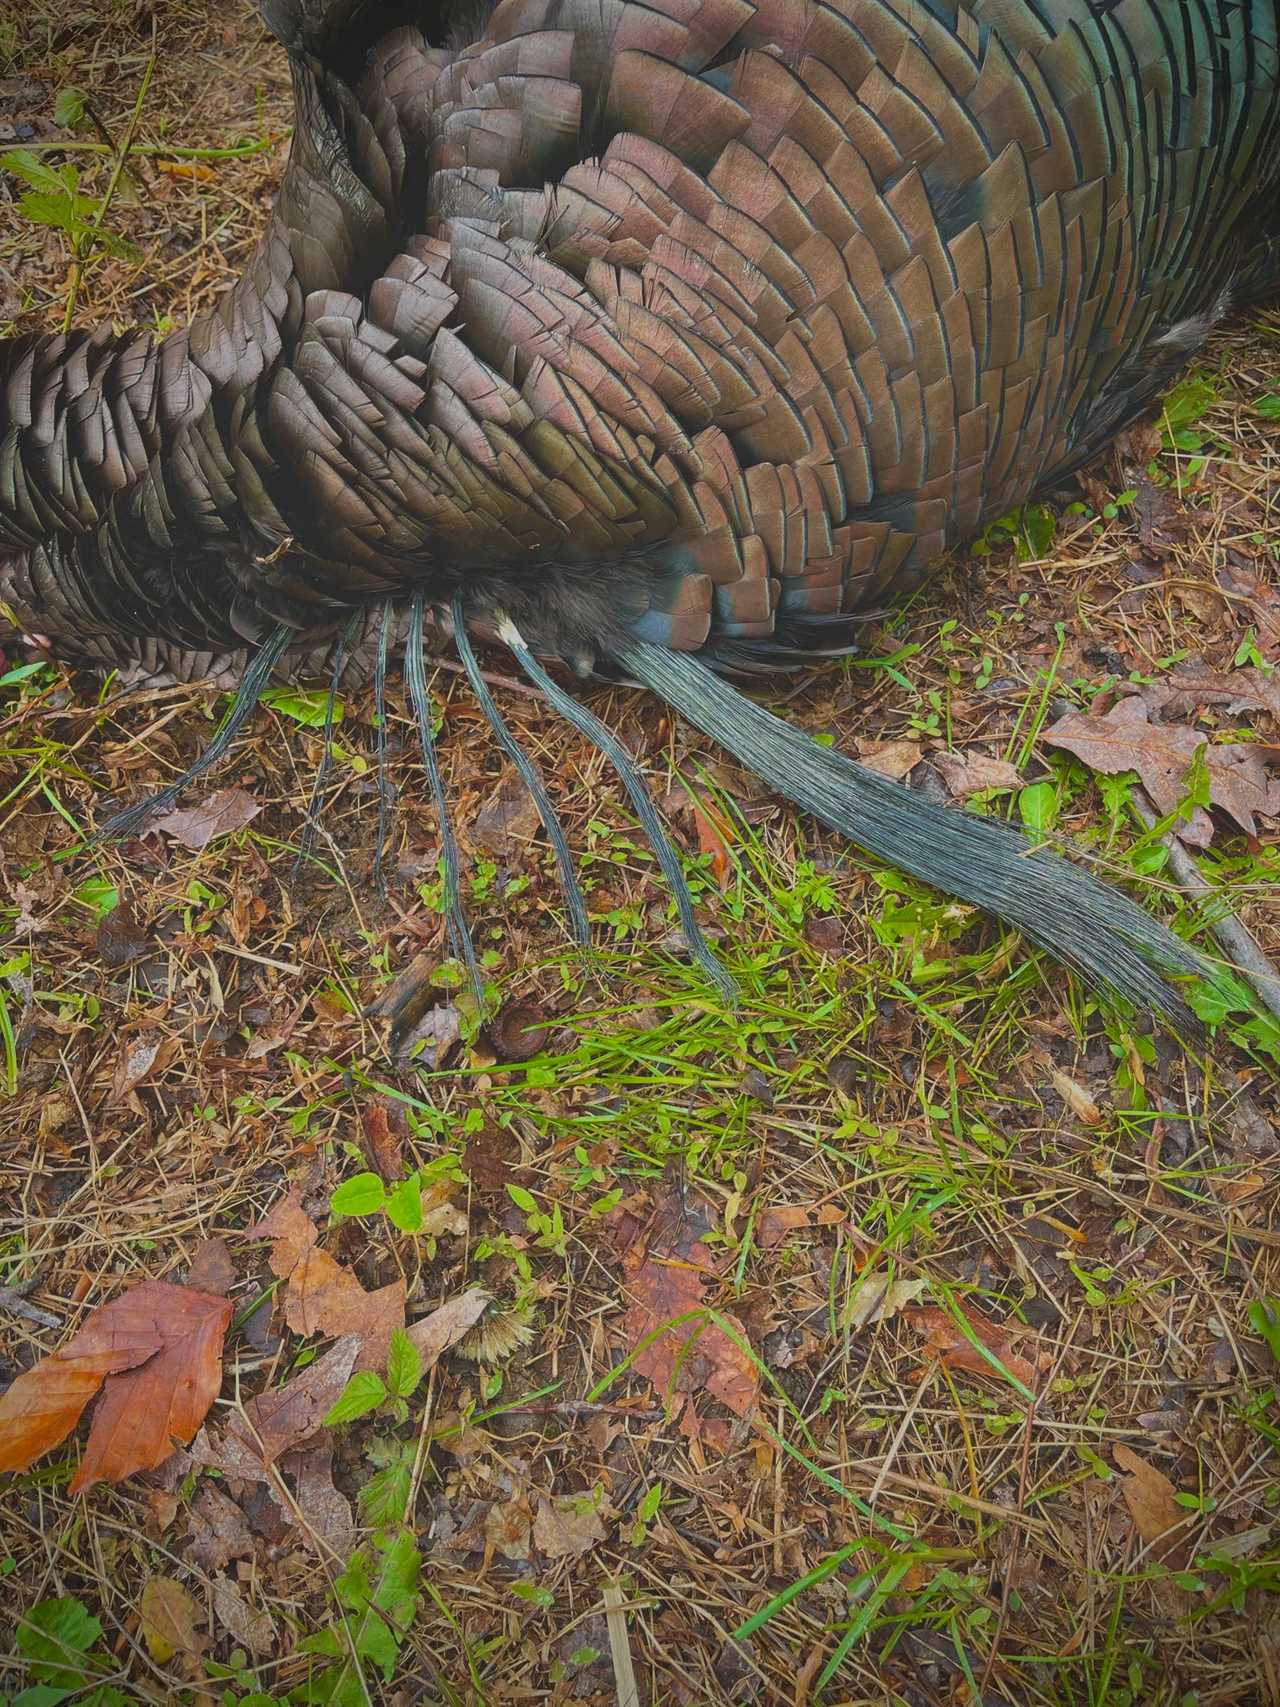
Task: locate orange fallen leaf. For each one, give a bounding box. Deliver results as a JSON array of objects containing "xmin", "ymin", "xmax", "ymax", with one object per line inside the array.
[
  {"xmin": 140, "ymin": 1575, "xmax": 206, "ymax": 1662},
  {"xmin": 0, "ymin": 1280, "xmax": 231, "ymax": 1492},
  {"xmin": 1113, "ymin": 1443, "xmax": 1186, "ymax": 1561},
  {"xmin": 690, "ymin": 791, "xmax": 734, "ymax": 889},
  {"xmin": 249, "ymin": 1190, "xmax": 404, "ymax": 1369},
  {"xmin": 756, "ymin": 1204, "xmax": 814, "ymax": 1249},
  {"xmin": 619, "ymin": 1194, "xmax": 758, "ymax": 1450},
  {"xmin": 906, "ymin": 1303, "xmax": 1040, "ymax": 1390},
  {"xmin": 857, "ymin": 738, "xmax": 924, "ymax": 780},
  {"xmin": 248, "ymin": 1190, "xmax": 317, "ymax": 1274},
  {"xmin": 154, "ymin": 158, "xmax": 217, "ymax": 182}
]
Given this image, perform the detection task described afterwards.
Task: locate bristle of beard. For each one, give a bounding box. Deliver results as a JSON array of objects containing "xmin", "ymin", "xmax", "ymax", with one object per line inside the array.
[{"xmin": 454, "ymin": 1307, "xmax": 535, "ymax": 1363}]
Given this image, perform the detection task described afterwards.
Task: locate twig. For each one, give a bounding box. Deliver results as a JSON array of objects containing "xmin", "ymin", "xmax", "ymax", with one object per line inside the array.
[
  {"xmin": 1131, "ymin": 787, "xmax": 1280, "ymax": 1022},
  {"xmin": 602, "ymin": 1579, "xmax": 641, "ymax": 1707},
  {"xmin": 63, "ymin": 49, "xmax": 157, "ymax": 332},
  {"xmin": 0, "ymin": 1280, "xmax": 61, "ymax": 1329}
]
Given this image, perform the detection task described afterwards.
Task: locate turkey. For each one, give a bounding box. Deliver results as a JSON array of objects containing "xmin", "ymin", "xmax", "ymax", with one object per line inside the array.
[{"xmin": 2, "ymin": 0, "xmax": 1278, "ymax": 1020}]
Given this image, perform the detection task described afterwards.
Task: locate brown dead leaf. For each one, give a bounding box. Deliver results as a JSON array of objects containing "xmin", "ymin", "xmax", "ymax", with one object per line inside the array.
[
  {"xmin": 211, "ymin": 1577, "xmax": 277, "ymax": 1656},
  {"xmin": 287, "ymin": 1434, "xmax": 355, "ymax": 1556},
  {"xmin": 906, "ymin": 1303, "xmax": 1040, "ymax": 1390},
  {"xmin": 237, "ymin": 1335, "xmax": 360, "ymax": 1463},
  {"xmin": 847, "ymin": 1272, "xmax": 927, "ymax": 1330},
  {"xmin": 152, "ymin": 786, "xmax": 260, "ymax": 850},
  {"xmin": 756, "ymin": 1204, "xmax": 814, "ymax": 1249},
  {"xmin": 932, "ymin": 750, "xmax": 1023, "ymax": 798},
  {"xmin": 360, "ymin": 1102, "xmax": 405, "ymax": 1181},
  {"xmin": 533, "ymin": 1489, "xmax": 609, "ymax": 1559},
  {"xmin": 486, "ymin": 999, "xmax": 553, "ymax": 1062},
  {"xmin": 1043, "ymin": 698, "xmax": 1280, "ymax": 843},
  {"xmin": 0, "ymin": 1280, "xmax": 231, "ymax": 1492},
  {"xmin": 1113, "ymin": 1443, "xmax": 1186, "ymax": 1561},
  {"xmin": 243, "ymin": 996, "xmax": 307, "ymax": 1061},
  {"xmin": 283, "ymin": 1252, "xmax": 405, "ymax": 1372},
  {"xmin": 249, "ymin": 1190, "xmax": 405, "ymax": 1370},
  {"xmin": 620, "ymin": 1194, "xmax": 758, "ymax": 1449},
  {"xmin": 857, "ymin": 737, "xmax": 923, "ymax": 780},
  {"xmin": 470, "ymin": 774, "xmax": 540, "ymax": 853},
  {"xmin": 186, "ymin": 1483, "xmax": 254, "ymax": 1573},
  {"xmin": 405, "ymin": 1288, "xmax": 492, "ymax": 1366},
  {"xmin": 1145, "ymin": 665, "xmax": 1280, "ymax": 722},
  {"xmin": 1216, "ymin": 565, "xmax": 1280, "ymax": 658},
  {"xmin": 108, "ymin": 1033, "xmax": 178, "ymax": 1105},
  {"xmin": 140, "ymin": 1575, "xmax": 206, "ymax": 1662},
  {"xmin": 194, "ymin": 1336, "xmax": 360, "ymax": 1473},
  {"xmin": 186, "ymin": 1237, "xmax": 235, "ymax": 1297},
  {"xmin": 94, "ymin": 903, "xmax": 152, "ymax": 967}
]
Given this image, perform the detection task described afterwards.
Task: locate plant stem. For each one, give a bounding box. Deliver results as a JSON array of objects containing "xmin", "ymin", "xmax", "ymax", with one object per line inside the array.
[{"xmin": 62, "ymin": 49, "xmax": 156, "ymax": 334}]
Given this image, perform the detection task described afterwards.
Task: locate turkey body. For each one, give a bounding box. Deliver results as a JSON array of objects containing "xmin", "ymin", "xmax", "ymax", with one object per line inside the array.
[{"xmin": 1, "ymin": 0, "xmax": 1278, "ymax": 1016}]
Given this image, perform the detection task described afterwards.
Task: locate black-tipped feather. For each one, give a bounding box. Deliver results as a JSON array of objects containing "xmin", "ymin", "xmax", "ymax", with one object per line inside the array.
[
  {"xmin": 372, "ymin": 598, "xmax": 394, "ymax": 898},
  {"xmin": 501, "ymin": 616, "xmax": 738, "ymax": 1003},
  {"xmin": 451, "ymin": 597, "xmax": 591, "ymax": 950},
  {"xmin": 99, "ymin": 624, "xmax": 292, "ymax": 842},
  {"xmin": 406, "ymin": 591, "xmax": 482, "ymax": 1003},
  {"xmin": 619, "ymin": 641, "xmax": 1207, "ymax": 1023},
  {"xmin": 293, "ymin": 611, "xmax": 357, "ymax": 876}
]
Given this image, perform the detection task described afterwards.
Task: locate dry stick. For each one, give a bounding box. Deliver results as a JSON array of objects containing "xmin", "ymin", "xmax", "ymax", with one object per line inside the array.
[
  {"xmin": 602, "ymin": 1579, "xmax": 642, "ymax": 1707},
  {"xmin": 63, "ymin": 48, "xmax": 157, "ymax": 333},
  {"xmin": 0, "ymin": 1279, "xmax": 61, "ymax": 1329},
  {"xmin": 1131, "ymin": 787, "xmax": 1280, "ymax": 1023}
]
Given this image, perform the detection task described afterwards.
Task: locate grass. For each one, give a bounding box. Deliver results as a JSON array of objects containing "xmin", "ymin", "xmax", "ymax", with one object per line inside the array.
[{"xmin": 3, "ymin": 3, "xmax": 1280, "ymax": 1703}]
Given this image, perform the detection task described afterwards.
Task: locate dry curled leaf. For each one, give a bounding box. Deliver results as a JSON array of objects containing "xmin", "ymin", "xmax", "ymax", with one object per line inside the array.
[
  {"xmin": 619, "ymin": 1191, "xmax": 758, "ymax": 1450},
  {"xmin": 109, "ymin": 1033, "xmax": 178, "ymax": 1105},
  {"xmin": 0, "ymin": 1280, "xmax": 231, "ymax": 1492},
  {"xmin": 249, "ymin": 1190, "xmax": 404, "ymax": 1370},
  {"xmin": 932, "ymin": 750, "xmax": 1023, "ymax": 798},
  {"xmin": 533, "ymin": 1489, "xmax": 610, "ymax": 1559},
  {"xmin": 1047, "ymin": 1069, "xmax": 1104, "ymax": 1127},
  {"xmin": 906, "ymin": 1303, "xmax": 1040, "ymax": 1390},
  {"xmin": 152, "ymin": 786, "xmax": 260, "ymax": 850},
  {"xmin": 360, "ymin": 1102, "xmax": 405, "ymax": 1181},
  {"xmin": 405, "ymin": 1288, "xmax": 492, "ymax": 1366},
  {"xmin": 847, "ymin": 1272, "xmax": 927, "ymax": 1330},
  {"xmin": 140, "ymin": 1575, "xmax": 206, "ymax": 1663},
  {"xmin": 1113, "ymin": 1442, "xmax": 1186, "ymax": 1561},
  {"xmin": 1043, "ymin": 698, "xmax": 1280, "ymax": 844},
  {"xmin": 689, "ymin": 787, "xmax": 735, "ymax": 889}
]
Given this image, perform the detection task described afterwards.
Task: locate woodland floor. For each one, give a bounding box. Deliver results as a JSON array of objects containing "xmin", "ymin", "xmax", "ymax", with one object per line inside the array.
[{"xmin": 3, "ymin": 4, "xmax": 1280, "ymax": 1705}]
